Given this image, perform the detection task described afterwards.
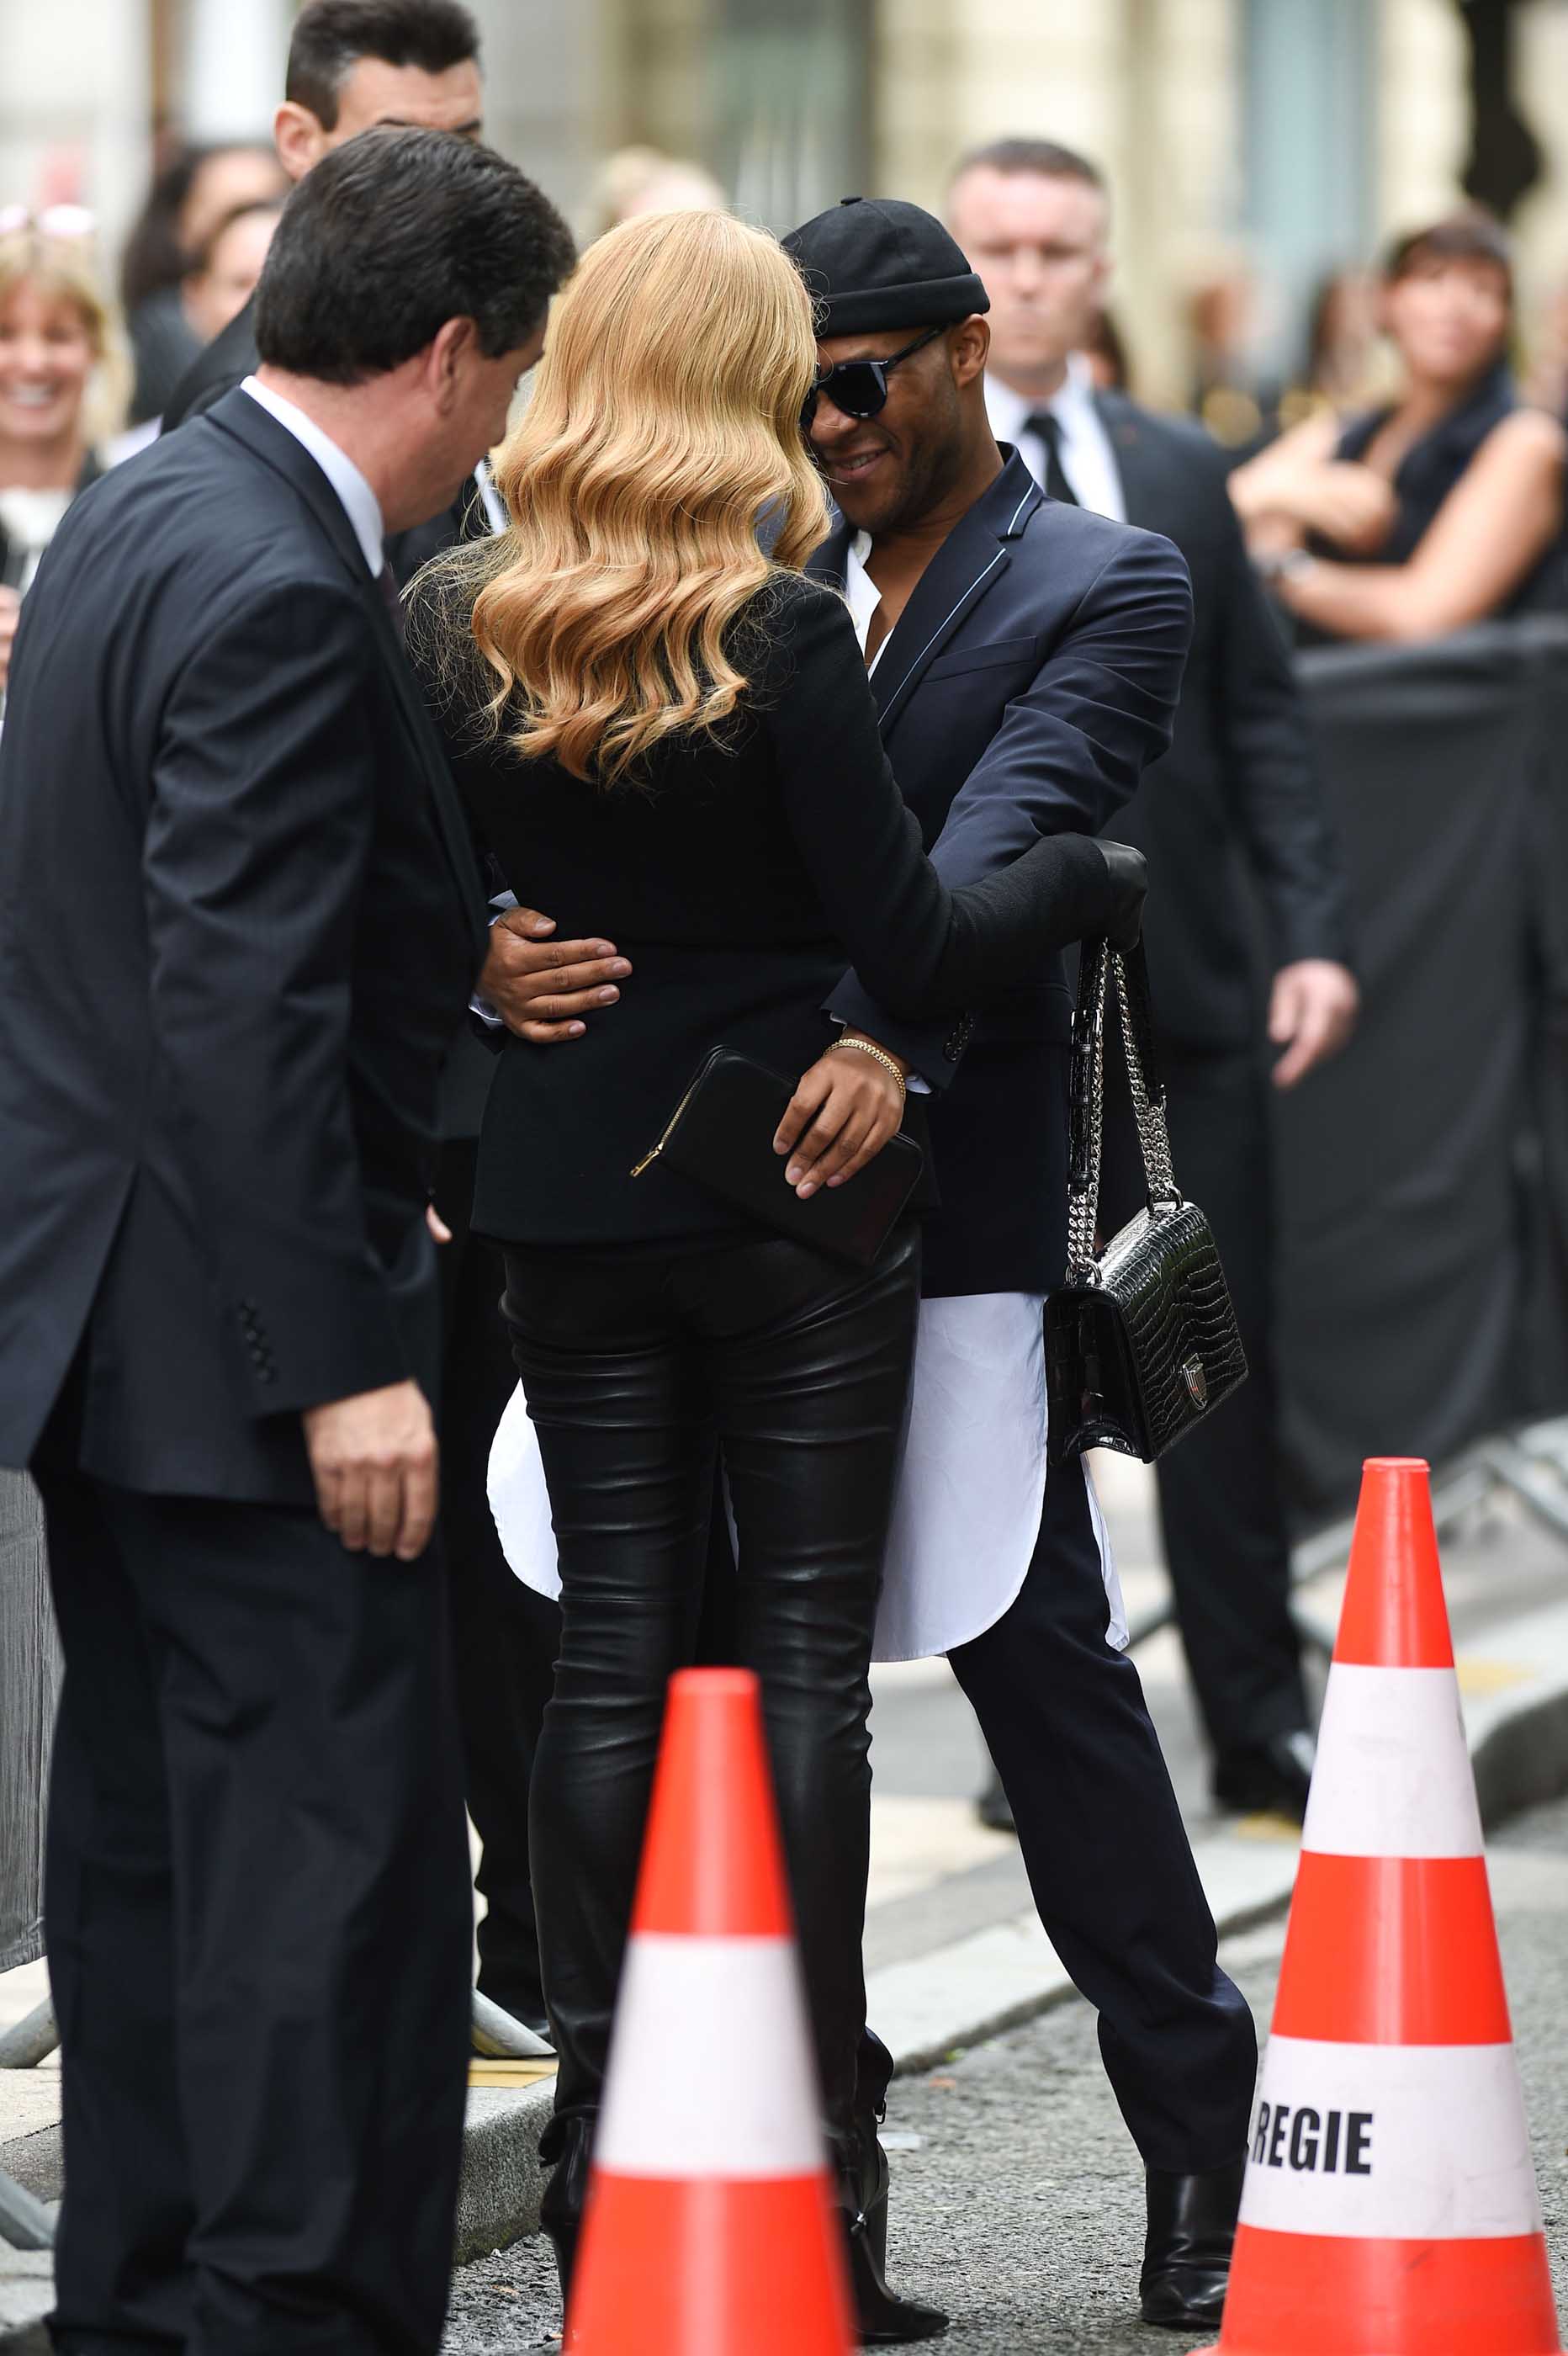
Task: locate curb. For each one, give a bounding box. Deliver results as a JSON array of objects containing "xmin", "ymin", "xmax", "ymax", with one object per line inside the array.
[
  {"xmin": 870, "ymin": 1595, "xmax": 1568, "ymax": 2076},
  {"xmin": 0, "ymin": 2077, "xmax": 559, "ymax": 2349},
  {"xmin": 7, "ymin": 1598, "xmax": 1568, "ymax": 2345},
  {"xmin": 453, "ymin": 2079, "xmax": 556, "ymax": 2266}
]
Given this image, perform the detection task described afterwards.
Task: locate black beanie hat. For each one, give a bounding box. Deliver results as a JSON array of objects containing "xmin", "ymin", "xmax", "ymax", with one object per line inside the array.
[{"xmin": 782, "ymin": 196, "xmax": 989, "ymax": 338}]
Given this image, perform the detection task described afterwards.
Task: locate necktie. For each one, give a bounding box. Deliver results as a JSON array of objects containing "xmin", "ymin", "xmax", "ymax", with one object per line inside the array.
[
  {"xmin": 1024, "ymin": 410, "xmax": 1078, "ymax": 506},
  {"xmin": 376, "ymin": 563, "xmax": 406, "ymax": 645}
]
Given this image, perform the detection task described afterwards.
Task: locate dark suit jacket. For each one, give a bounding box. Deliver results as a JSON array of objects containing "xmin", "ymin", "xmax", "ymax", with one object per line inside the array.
[
  {"xmin": 0, "ymin": 390, "xmax": 486, "ymax": 1499},
  {"xmin": 1093, "ymin": 391, "xmax": 1351, "ymax": 1046},
  {"xmin": 160, "ymin": 292, "xmax": 475, "ymax": 582},
  {"xmin": 813, "ymin": 449, "xmax": 1194, "ymax": 1295},
  {"xmin": 423, "ymin": 570, "xmax": 1121, "ymax": 1249},
  {"xmin": 162, "ymin": 296, "xmax": 497, "ymax": 1138}
]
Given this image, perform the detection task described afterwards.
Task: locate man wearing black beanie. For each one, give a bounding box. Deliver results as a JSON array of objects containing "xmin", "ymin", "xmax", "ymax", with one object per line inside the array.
[{"xmin": 781, "ymin": 195, "xmax": 1257, "ymax": 2337}]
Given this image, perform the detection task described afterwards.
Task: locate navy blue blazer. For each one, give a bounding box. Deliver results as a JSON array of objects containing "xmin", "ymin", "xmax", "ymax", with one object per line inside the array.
[{"xmin": 813, "ymin": 449, "xmax": 1191, "ymax": 1295}]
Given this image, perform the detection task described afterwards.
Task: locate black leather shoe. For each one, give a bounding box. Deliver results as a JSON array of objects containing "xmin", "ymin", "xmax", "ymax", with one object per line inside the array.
[
  {"xmin": 1211, "ymin": 1728, "xmax": 1316, "ymax": 1822},
  {"xmin": 1139, "ymin": 2159, "xmax": 1245, "ymax": 2331},
  {"xmin": 976, "ymin": 1765, "xmax": 1016, "ymax": 1834},
  {"xmin": 839, "ymin": 2033, "xmax": 947, "ymax": 2344},
  {"xmin": 837, "ymin": 2136, "xmax": 949, "ymax": 2343},
  {"xmin": 538, "ymin": 2111, "xmax": 595, "ymax": 2311}
]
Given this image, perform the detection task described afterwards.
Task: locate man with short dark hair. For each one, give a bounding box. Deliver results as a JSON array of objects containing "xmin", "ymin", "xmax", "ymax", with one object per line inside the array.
[
  {"xmin": 948, "ymin": 135, "xmax": 1358, "ymax": 1820},
  {"xmin": 162, "ymin": 0, "xmax": 484, "ymax": 432},
  {"xmin": 0, "ymin": 128, "xmax": 573, "ymax": 2356},
  {"xmin": 165, "ymin": 0, "xmax": 565, "ymax": 2046}
]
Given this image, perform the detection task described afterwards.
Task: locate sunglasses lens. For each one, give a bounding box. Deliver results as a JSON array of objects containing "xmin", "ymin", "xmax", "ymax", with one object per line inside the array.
[
  {"xmin": 829, "ymin": 363, "xmax": 886, "ymax": 419},
  {"xmin": 803, "ymin": 362, "xmax": 887, "ymax": 431}
]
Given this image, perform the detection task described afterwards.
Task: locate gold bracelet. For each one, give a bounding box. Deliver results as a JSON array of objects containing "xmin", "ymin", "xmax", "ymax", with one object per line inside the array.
[{"xmin": 829, "ymin": 1037, "xmax": 906, "ymax": 1098}]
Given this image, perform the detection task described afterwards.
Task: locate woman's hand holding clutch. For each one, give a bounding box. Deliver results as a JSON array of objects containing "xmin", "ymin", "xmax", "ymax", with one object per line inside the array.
[{"xmin": 773, "ymin": 1034, "xmax": 908, "ymax": 1201}]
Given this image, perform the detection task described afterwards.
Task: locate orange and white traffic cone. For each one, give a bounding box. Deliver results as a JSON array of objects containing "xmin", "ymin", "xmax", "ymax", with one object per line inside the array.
[
  {"xmin": 1195, "ymin": 1456, "xmax": 1564, "ymax": 2356},
  {"xmin": 564, "ymin": 1666, "xmax": 855, "ymax": 2356}
]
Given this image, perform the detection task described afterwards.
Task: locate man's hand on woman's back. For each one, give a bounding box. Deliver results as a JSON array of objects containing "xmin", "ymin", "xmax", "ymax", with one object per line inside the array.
[{"xmin": 479, "ymin": 905, "xmax": 633, "ymax": 1043}]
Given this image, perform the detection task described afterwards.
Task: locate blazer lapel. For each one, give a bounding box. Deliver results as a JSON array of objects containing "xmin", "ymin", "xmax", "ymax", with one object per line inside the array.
[
  {"xmin": 807, "ymin": 517, "xmax": 855, "ymax": 588},
  {"xmin": 205, "ymin": 393, "xmax": 485, "ymax": 947},
  {"xmin": 870, "ymin": 451, "xmax": 1041, "ymax": 737}
]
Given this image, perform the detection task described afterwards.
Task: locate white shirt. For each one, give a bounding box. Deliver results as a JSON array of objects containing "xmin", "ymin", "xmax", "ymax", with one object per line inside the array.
[
  {"xmin": 986, "ymin": 353, "xmax": 1126, "ymax": 523},
  {"xmin": 240, "ymin": 375, "xmax": 384, "ymax": 575},
  {"xmin": 844, "ymin": 533, "xmax": 889, "ymax": 676}
]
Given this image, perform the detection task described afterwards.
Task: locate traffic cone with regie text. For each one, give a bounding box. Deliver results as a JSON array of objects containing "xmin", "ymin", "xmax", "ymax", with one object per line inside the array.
[
  {"xmin": 564, "ymin": 1667, "xmax": 855, "ymax": 2355},
  {"xmin": 1195, "ymin": 1456, "xmax": 1564, "ymax": 2355}
]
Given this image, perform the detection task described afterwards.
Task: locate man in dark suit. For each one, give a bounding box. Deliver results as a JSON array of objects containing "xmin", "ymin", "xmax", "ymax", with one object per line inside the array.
[
  {"xmin": 778, "ymin": 196, "xmax": 1258, "ymax": 2335},
  {"xmin": 163, "ymin": 0, "xmax": 562, "ymax": 2037},
  {"xmin": 162, "ymin": 0, "xmax": 484, "ymax": 434},
  {"xmin": 0, "ymin": 129, "xmax": 572, "ymax": 2356},
  {"xmin": 948, "ymin": 138, "xmax": 1359, "ymax": 1819}
]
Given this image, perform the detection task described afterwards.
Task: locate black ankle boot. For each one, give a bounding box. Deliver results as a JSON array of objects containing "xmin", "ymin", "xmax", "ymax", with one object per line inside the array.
[
  {"xmin": 836, "ymin": 2032, "xmax": 947, "ymax": 2345},
  {"xmin": 1139, "ymin": 2158, "xmax": 1246, "ymax": 2330},
  {"xmin": 538, "ymin": 2111, "xmax": 595, "ymax": 2311}
]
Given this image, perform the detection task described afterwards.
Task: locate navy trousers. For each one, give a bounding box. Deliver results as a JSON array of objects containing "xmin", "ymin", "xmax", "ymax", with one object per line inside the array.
[{"xmin": 948, "ymin": 1451, "xmax": 1257, "ymax": 2173}]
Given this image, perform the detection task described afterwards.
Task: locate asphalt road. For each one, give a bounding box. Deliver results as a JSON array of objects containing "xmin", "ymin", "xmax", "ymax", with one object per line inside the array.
[{"xmin": 442, "ymin": 1790, "xmax": 1568, "ymax": 2355}]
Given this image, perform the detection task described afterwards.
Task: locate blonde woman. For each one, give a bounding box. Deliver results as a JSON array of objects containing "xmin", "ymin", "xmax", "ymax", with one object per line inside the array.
[
  {"xmin": 413, "ymin": 208, "xmax": 1142, "ymax": 2338},
  {"xmin": 0, "ymin": 210, "xmax": 129, "ymax": 698}
]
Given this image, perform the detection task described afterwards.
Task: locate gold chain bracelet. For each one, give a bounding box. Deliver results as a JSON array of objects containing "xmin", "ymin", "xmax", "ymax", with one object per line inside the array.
[{"xmin": 828, "ymin": 1037, "xmax": 907, "ymax": 1100}]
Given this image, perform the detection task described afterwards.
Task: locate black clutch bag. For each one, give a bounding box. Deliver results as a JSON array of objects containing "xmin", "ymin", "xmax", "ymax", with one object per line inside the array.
[
  {"xmin": 632, "ymin": 1046, "xmax": 924, "ymax": 1268},
  {"xmin": 1044, "ymin": 938, "xmax": 1248, "ymax": 1464}
]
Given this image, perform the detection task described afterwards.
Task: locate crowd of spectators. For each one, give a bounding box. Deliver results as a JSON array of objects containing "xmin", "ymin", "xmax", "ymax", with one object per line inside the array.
[{"xmin": 3, "ymin": 140, "xmax": 1568, "ymax": 704}]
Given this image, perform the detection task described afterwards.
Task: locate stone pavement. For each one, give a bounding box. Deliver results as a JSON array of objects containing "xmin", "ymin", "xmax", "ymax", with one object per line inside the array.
[
  {"xmin": 442, "ymin": 1788, "xmax": 1568, "ymax": 2353},
  {"xmin": 7, "ymin": 1451, "xmax": 1568, "ymax": 2346},
  {"xmin": 861, "ymin": 1449, "xmax": 1568, "ymax": 2064}
]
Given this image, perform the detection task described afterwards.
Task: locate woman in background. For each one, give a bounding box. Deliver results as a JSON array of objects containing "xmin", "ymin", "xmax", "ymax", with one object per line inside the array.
[
  {"xmin": 0, "ymin": 213, "xmax": 129, "ymax": 703},
  {"xmin": 179, "ymin": 199, "xmax": 283, "ymax": 350},
  {"xmin": 414, "ymin": 207, "xmax": 1142, "ymax": 2342},
  {"xmin": 119, "ymin": 141, "xmax": 285, "ymax": 422},
  {"xmin": 1230, "ymin": 212, "xmax": 1565, "ymax": 641}
]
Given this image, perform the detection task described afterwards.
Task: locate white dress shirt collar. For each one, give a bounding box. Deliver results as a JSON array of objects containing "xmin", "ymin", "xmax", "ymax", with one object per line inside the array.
[
  {"xmin": 240, "ymin": 375, "xmax": 385, "ymax": 576},
  {"xmin": 985, "ymin": 353, "xmax": 1126, "ymax": 524},
  {"xmin": 844, "ymin": 532, "xmax": 889, "ymax": 675}
]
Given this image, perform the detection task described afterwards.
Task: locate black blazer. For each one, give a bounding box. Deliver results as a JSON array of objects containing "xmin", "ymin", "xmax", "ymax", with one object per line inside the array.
[
  {"xmin": 0, "ymin": 390, "xmax": 486, "ymax": 1500},
  {"xmin": 421, "ymin": 570, "xmax": 1121, "ymax": 1250},
  {"xmin": 1094, "ymin": 391, "xmax": 1352, "ymax": 1046},
  {"xmin": 159, "ymin": 294, "xmax": 474, "ymax": 587},
  {"xmin": 161, "ymin": 304, "xmax": 496, "ymax": 1142},
  {"xmin": 810, "ymin": 450, "xmax": 1194, "ymax": 1296}
]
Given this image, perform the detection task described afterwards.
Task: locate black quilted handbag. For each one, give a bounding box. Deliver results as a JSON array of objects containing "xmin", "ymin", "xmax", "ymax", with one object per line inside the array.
[{"xmin": 1044, "ymin": 937, "xmax": 1248, "ymax": 1465}]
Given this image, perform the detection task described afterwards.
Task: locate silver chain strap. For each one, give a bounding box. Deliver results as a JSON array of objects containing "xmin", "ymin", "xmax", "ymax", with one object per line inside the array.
[
  {"xmin": 1112, "ymin": 953, "xmax": 1179, "ymax": 1200},
  {"xmin": 1066, "ymin": 945, "xmax": 1180, "ymax": 1281},
  {"xmin": 1066, "ymin": 942, "xmax": 1109, "ymax": 1276}
]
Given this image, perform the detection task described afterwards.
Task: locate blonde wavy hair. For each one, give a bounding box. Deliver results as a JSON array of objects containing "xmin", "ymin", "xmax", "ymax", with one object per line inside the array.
[
  {"xmin": 0, "ymin": 227, "xmax": 131, "ymax": 452},
  {"xmin": 458, "ymin": 207, "xmax": 831, "ymax": 784}
]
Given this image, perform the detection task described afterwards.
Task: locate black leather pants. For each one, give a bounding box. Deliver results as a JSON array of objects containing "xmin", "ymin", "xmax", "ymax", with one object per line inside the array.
[{"xmin": 501, "ymin": 1222, "xmax": 921, "ymax": 2137}]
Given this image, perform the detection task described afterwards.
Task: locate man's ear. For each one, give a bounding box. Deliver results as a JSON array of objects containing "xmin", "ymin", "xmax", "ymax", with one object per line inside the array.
[
  {"xmin": 428, "ymin": 316, "xmax": 479, "ymax": 411},
  {"xmin": 273, "ymin": 101, "xmax": 325, "ymax": 183},
  {"xmin": 950, "ymin": 314, "xmax": 992, "ymax": 387}
]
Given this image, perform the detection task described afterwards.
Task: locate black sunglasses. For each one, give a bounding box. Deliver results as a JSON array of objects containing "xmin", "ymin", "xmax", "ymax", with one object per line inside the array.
[{"xmin": 801, "ymin": 324, "xmax": 946, "ymax": 432}]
